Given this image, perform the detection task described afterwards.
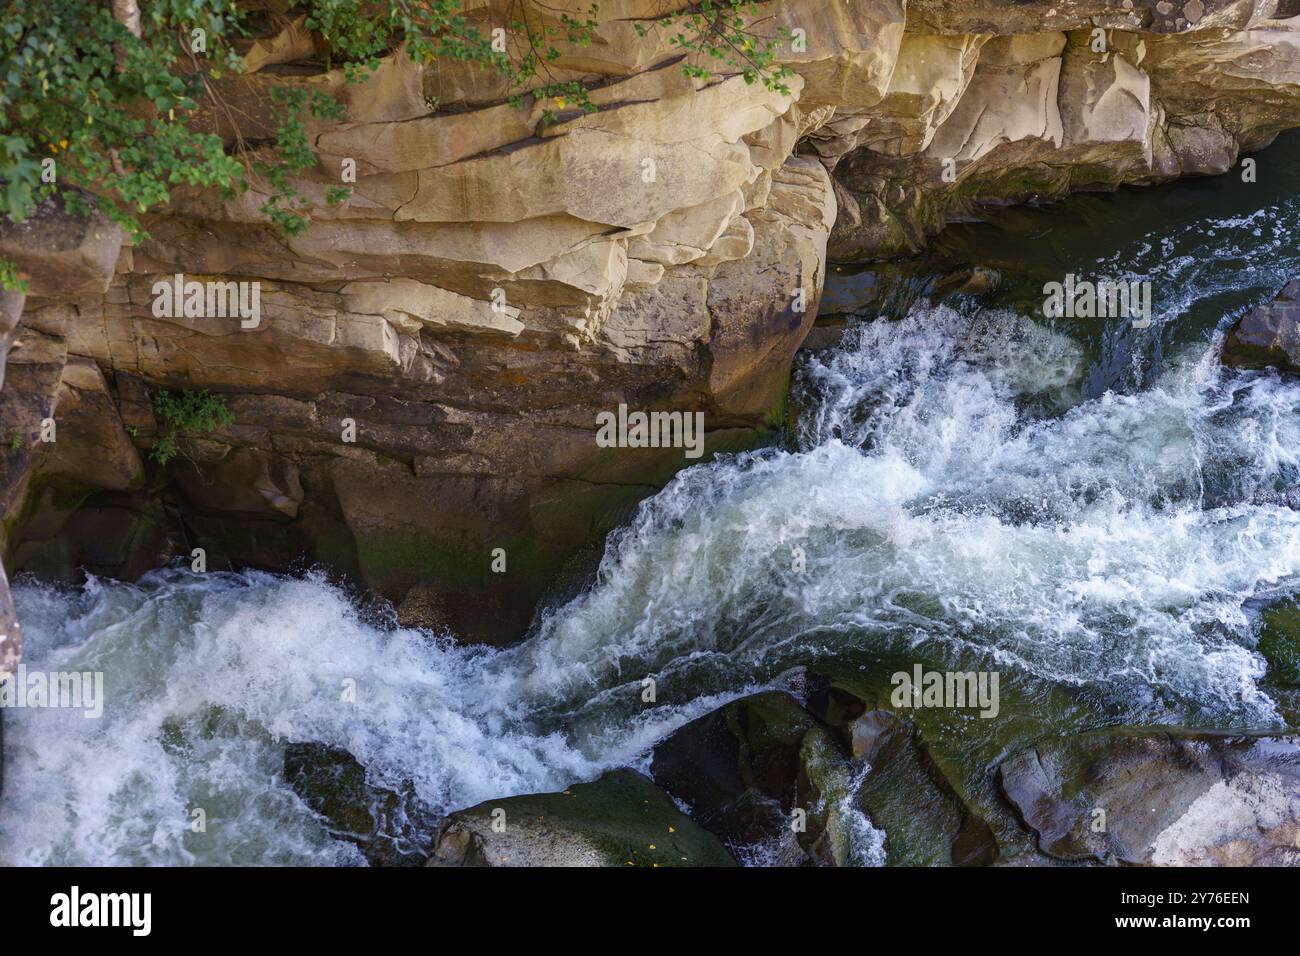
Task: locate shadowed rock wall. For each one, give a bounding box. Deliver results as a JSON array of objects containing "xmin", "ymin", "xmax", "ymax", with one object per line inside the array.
[{"xmin": 2, "ymin": 0, "xmax": 1299, "ymax": 655}]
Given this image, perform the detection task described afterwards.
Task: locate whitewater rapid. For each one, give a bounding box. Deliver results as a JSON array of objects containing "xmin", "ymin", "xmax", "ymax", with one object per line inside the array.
[
  {"xmin": 3, "ymin": 300, "xmax": 1298, "ymax": 865},
  {"xmin": 7, "ymin": 163, "xmax": 1300, "ymax": 864}
]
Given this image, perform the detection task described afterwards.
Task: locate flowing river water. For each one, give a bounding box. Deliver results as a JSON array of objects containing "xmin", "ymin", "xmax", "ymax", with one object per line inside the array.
[{"xmin": 3, "ymin": 134, "xmax": 1300, "ymax": 865}]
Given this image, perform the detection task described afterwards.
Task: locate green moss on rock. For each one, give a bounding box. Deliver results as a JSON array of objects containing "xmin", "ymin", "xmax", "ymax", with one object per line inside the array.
[
  {"xmin": 428, "ymin": 768, "xmax": 739, "ymax": 867},
  {"xmin": 1260, "ymin": 599, "xmax": 1300, "ymax": 686}
]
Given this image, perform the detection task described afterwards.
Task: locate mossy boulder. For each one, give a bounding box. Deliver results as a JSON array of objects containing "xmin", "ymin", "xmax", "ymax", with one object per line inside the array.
[
  {"xmin": 1260, "ymin": 598, "xmax": 1300, "ymax": 687},
  {"xmin": 283, "ymin": 742, "xmax": 439, "ymax": 867},
  {"xmin": 805, "ymin": 654, "xmax": 1091, "ymax": 863},
  {"xmin": 427, "ymin": 769, "xmax": 738, "ymax": 867},
  {"xmin": 649, "ymin": 690, "xmax": 818, "ymax": 849}
]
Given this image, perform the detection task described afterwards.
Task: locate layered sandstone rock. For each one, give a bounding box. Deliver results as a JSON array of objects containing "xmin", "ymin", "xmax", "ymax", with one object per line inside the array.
[
  {"xmin": 0, "ymin": 14, "xmax": 842, "ymax": 646},
  {"xmin": 999, "ymin": 730, "xmax": 1300, "ymax": 865},
  {"xmin": 2, "ymin": 0, "xmax": 1300, "ymax": 656},
  {"xmin": 906, "ymin": 0, "xmax": 1295, "ymax": 35},
  {"xmin": 830, "ymin": 7, "xmax": 1300, "ymax": 258}
]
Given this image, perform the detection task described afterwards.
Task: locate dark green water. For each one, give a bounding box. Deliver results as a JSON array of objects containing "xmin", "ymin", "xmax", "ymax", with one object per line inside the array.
[
  {"xmin": 825, "ymin": 129, "xmax": 1300, "ymax": 396},
  {"xmin": 5, "ymin": 133, "xmax": 1299, "ymax": 865}
]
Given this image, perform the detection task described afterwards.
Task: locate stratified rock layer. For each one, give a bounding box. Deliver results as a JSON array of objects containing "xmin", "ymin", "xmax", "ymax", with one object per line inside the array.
[
  {"xmin": 831, "ymin": 4, "xmax": 1300, "ymax": 258},
  {"xmin": 2, "ymin": 1, "xmax": 1300, "ymax": 652},
  {"xmin": 998, "ymin": 730, "xmax": 1300, "ymax": 865}
]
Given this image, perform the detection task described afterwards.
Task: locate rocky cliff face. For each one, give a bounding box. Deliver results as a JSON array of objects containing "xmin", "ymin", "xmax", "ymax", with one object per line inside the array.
[
  {"xmin": 2, "ymin": 0, "xmax": 1300, "ymax": 660},
  {"xmin": 831, "ymin": 0, "xmax": 1300, "ymax": 257}
]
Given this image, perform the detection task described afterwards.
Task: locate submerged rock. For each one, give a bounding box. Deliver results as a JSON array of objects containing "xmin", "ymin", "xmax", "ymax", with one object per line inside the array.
[
  {"xmin": 283, "ymin": 742, "xmax": 439, "ymax": 867},
  {"xmin": 998, "ymin": 730, "xmax": 1300, "ymax": 865},
  {"xmin": 426, "ymin": 769, "xmax": 738, "ymax": 867},
  {"xmin": 933, "ymin": 265, "xmax": 1002, "ymax": 297},
  {"xmin": 1222, "ymin": 279, "xmax": 1300, "ymax": 373},
  {"xmin": 649, "ymin": 691, "xmax": 818, "ymax": 852},
  {"xmin": 1260, "ymin": 599, "xmax": 1300, "ymax": 687},
  {"xmin": 849, "ymin": 710, "xmax": 999, "ymax": 866},
  {"xmin": 647, "ymin": 689, "xmax": 889, "ymax": 866}
]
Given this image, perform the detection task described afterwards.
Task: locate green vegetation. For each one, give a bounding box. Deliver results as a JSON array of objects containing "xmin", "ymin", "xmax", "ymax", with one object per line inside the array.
[
  {"xmin": 639, "ymin": 2, "xmax": 793, "ymax": 95},
  {"xmin": 1, "ymin": 1, "xmax": 794, "ymax": 291},
  {"xmin": 150, "ymin": 388, "xmax": 235, "ymax": 465}
]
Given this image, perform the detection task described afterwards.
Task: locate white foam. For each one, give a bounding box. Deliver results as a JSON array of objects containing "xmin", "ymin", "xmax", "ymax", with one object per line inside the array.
[
  {"xmin": 1, "ymin": 571, "xmax": 746, "ymax": 865},
  {"xmin": 4, "ymin": 299, "xmax": 1299, "ymax": 865}
]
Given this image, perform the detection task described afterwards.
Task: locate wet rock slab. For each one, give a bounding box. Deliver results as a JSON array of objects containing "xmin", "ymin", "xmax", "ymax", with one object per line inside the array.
[
  {"xmin": 649, "ymin": 690, "xmax": 818, "ymax": 852},
  {"xmin": 850, "ymin": 710, "xmax": 999, "ymax": 866},
  {"xmin": 1222, "ymin": 279, "xmax": 1300, "ymax": 373},
  {"xmin": 427, "ymin": 768, "xmax": 738, "ymax": 867},
  {"xmin": 998, "ymin": 730, "xmax": 1300, "ymax": 865}
]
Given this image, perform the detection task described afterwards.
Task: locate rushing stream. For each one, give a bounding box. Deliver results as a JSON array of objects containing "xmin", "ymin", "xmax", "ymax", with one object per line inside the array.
[{"xmin": 3, "ymin": 135, "xmax": 1300, "ymax": 865}]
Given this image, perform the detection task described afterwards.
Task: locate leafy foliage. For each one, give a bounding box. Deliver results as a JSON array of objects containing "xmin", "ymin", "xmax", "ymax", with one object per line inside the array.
[
  {"xmin": 1, "ymin": 1, "xmax": 795, "ymax": 290},
  {"xmin": 1, "ymin": 0, "xmax": 247, "ymax": 291},
  {"xmin": 637, "ymin": 1, "xmax": 794, "ymax": 95},
  {"xmin": 150, "ymin": 388, "xmax": 235, "ymax": 465},
  {"xmin": 256, "ymin": 84, "xmax": 348, "ymax": 236}
]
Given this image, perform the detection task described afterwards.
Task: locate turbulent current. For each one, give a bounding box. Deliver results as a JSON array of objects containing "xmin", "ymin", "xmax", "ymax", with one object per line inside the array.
[{"xmin": 4, "ymin": 144, "xmax": 1300, "ymax": 865}]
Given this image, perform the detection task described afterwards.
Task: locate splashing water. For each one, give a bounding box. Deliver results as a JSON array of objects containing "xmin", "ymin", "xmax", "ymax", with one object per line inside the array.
[
  {"xmin": 5, "ymin": 158, "xmax": 1300, "ymax": 865},
  {"xmin": 5, "ymin": 299, "xmax": 1297, "ymax": 865},
  {"xmin": 518, "ymin": 306, "xmax": 1299, "ymax": 721},
  {"xmin": 0, "ymin": 569, "xmax": 753, "ymax": 864}
]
